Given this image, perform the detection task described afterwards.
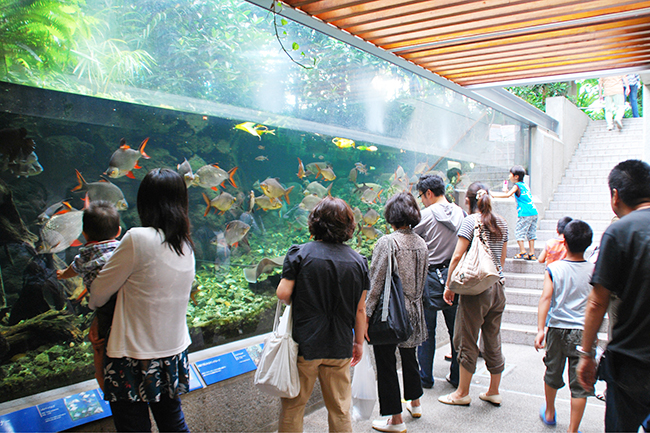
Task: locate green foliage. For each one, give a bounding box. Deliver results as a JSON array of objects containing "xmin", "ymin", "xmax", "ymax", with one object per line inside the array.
[
  {"xmin": 0, "ymin": 0, "xmax": 93, "ymax": 80},
  {"xmin": 505, "ymin": 82, "xmax": 570, "ymax": 111}
]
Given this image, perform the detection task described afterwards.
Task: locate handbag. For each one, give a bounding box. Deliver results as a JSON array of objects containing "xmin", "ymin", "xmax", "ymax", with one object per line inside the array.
[
  {"xmin": 254, "ymin": 301, "xmax": 300, "ymax": 398},
  {"xmin": 367, "ymin": 237, "xmax": 413, "ymax": 345},
  {"xmin": 449, "ymin": 217, "xmax": 501, "ymax": 296}
]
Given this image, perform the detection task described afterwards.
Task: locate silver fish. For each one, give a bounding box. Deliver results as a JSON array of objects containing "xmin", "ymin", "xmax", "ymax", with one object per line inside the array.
[
  {"xmin": 177, "ymin": 158, "xmax": 196, "ymax": 187},
  {"xmin": 224, "ymin": 220, "xmax": 250, "ymax": 246},
  {"xmin": 105, "ymin": 137, "xmax": 150, "ymax": 179},
  {"xmin": 71, "ymin": 169, "xmax": 128, "ymax": 210},
  {"xmin": 37, "ymin": 209, "xmax": 83, "ymax": 254},
  {"xmin": 194, "ymin": 164, "xmax": 238, "ymax": 190}
]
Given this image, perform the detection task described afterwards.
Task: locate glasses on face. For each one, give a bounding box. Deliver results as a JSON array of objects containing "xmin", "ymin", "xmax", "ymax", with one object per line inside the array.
[{"xmin": 418, "ymin": 192, "xmax": 424, "ymax": 199}]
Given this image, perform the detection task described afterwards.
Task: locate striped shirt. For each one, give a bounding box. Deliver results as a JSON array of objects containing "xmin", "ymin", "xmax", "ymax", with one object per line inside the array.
[{"xmin": 457, "ymin": 214, "xmax": 509, "ymax": 274}]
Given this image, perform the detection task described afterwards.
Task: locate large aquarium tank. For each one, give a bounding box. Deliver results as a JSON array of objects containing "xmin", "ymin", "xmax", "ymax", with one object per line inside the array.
[{"xmin": 0, "ymin": 0, "xmax": 528, "ymax": 403}]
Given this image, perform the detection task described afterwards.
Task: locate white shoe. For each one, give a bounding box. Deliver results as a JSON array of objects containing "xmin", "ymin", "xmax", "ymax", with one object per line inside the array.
[
  {"xmin": 615, "ymin": 119, "xmax": 623, "ymax": 130},
  {"xmin": 372, "ymin": 418, "xmax": 407, "ymax": 432},
  {"xmin": 406, "ymin": 401, "xmax": 422, "ymax": 418},
  {"xmin": 479, "ymin": 392, "xmax": 502, "ymax": 406}
]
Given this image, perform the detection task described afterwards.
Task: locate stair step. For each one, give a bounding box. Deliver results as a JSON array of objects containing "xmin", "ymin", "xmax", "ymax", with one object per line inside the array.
[
  {"xmin": 503, "ymin": 257, "xmax": 546, "ymax": 273},
  {"xmin": 504, "ymin": 272, "xmax": 544, "ymax": 289},
  {"xmin": 543, "ymin": 209, "xmax": 615, "ymax": 221},
  {"xmin": 505, "ymin": 287, "xmax": 542, "ymax": 305},
  {"xmin": 548, "ymin": 201, "xmax": 611, "ymax": 211}
]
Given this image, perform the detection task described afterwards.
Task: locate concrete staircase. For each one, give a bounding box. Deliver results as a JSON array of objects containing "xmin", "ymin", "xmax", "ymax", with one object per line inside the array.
[{"xmin": 501, "ymin": 117, "xmax": 645, "ymax": 345}]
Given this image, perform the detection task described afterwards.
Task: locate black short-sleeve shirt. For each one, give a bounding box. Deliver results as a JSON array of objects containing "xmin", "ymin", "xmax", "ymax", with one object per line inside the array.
[
  {"xmin": 282, "ymin": 241, "xmax": 369, "ymax": 360},
  {"xmin": 592, "ymin": 208, "xmax": 650, "ymax": 363}
]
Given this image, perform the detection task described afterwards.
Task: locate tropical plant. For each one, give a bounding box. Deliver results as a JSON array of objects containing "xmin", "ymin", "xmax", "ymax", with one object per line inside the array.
[{"xmin": 0, "ymin": 0, "xmax": 92, "ymax": 80}]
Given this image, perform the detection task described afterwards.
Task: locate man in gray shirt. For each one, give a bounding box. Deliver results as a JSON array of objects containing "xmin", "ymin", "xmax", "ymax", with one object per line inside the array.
[{"xmin": 414, "ymin": 174, "xmax": 465, "ymax": 388}]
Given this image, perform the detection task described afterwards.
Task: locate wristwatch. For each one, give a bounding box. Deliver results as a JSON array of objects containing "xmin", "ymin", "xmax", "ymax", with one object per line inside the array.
[{"xmin": 576, "ymin": 345, "xmax": 595, "ymax": 358}]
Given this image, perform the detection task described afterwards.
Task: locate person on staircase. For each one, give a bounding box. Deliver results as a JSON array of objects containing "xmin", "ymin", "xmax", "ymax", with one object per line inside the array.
[
  {"xmin": 413, "ymin": 174, "xmax": 465, "ymax": 390},
  {"xmin": 493, "ymin": 165, "xmax": 538, "ymax": 260},
  {"xmin": 537, "ymin": 216, "xmax": 572, "ymax": 265},
  {"xmin": 439, "ymin": 182, "xmax": 508, "ymax": 407},
  {"xmin": 598, "ymin": 75, "xmax": 627, "ymax": 131}
]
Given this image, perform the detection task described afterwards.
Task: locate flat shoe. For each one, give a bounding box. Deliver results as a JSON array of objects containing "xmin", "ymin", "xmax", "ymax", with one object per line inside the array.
[
  {"xmin": 438, "ymin": 393, "xmax": 471, "ymax": 406},
  {"xmin": 513, "ymin": 252, "xmax": 527, "ymax": 259},
  {"xmin": 526, "ymin": 254, "xmax": 537, "ymax": 261},
  {"xmin": 406, "ymin": 402, "xmax": 422, "ymax": 418},
  {"xmin": 539, "ymin": 404, "xmax": 557, "ymax": 426},
  {"xmin": 372, "ymin": 418, "xmax": 407, "ymax": 433},
  {"xmin": 479, "ymin": 392, "xmax": 502, "ymax": 406}
]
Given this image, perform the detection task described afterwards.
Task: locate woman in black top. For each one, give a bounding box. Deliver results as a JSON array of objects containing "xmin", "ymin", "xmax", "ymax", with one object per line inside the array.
[{"xmin": 277, "ymin": 196, "xmax": 369, "ymax": 432}]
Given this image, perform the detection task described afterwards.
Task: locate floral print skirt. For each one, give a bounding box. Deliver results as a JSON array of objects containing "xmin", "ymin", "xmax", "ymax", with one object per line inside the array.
[{"xmin": 103, "ymin": 349, "xmax": 190, "ymax": 403}]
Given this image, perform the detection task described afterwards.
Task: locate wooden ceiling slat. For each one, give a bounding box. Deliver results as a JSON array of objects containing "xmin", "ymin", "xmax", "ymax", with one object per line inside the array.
[
  {"xmin": 418, "ymin": 30, "xmax": 650, "ymax": 69},
  {"xmin": 456, "ymin": 59, "xmax": 650, "ymax": 85},
  {"xmin": 280, "ymin": 0, "xmax": 650, "ymax": 87},
  {"xmin": 406, "ymin": 24, "xmax": 650, "ymax": 63},
  {"xmin": 312, "ymin": 0, "xmax": 466, "ymax": 23},
  {"xmin": 446, "ymin": 53, "xmax": 650, "ymax": 80},
  {"xmin": 327, "ymin": 0, "xmax": 517, "ymax": 29},
  {"xmin": 375, "ymin": 2, "xmax": 650, "ymax": 50},
  {"xmin": 437, "ymin": 47, "xmax": 650, "ymax": 76},
  {"xmin": 343, "ymin": 0, "xmax": 586, "ymax": 35}
]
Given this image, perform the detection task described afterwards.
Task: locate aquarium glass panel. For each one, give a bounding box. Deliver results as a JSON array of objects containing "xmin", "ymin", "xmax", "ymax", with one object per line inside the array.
[{"xmin": 0, "ymin": 0, "xmax": 528, "ymax": 402}]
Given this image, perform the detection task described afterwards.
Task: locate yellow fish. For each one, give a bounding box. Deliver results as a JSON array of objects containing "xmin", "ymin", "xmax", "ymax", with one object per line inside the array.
[
  {"xmin": 254, "ymin": 125, "xmax": 275, "ymax": 136},
  {"xmin": 363, "ymin": 209, "xmax": 380, "ymax": 226},
  {"xmin": 332, "ymin": 137, "xmax": 355, "ymax": 148},
  {"xmin": 357, "ymin": 145, "xmax": 378, "ymax": 152},
  {"xmin": 255, "ymin": 195, "xmax": 283, "ymax": 211},
  {"xmin": 316, "ymin": 165, "xmax": 336, "ymax": 181},
  {"xmin": 203, "ymin": 192, "xmax": 236, "ymax": 216},
  {"xmin": 234, "ymin": 122, "xmax": 260, "ymax": 138},
  {"xmin": 260, "ymin": 177, "xmax": 295, "ymax": 204}
]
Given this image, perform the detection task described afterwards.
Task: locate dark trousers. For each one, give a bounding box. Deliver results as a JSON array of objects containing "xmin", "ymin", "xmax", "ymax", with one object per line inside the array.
[
  {"xmin": 418, "ymin": 304, "xmax": 459, "ymax": 387},
  {"xmin": 373, "ymin": 345, "xmax": 423, "ymax": 416},
  {"xmin": 599, "ymin": 350, "xmax": 650, "ymax": 432},
  {"xmin": 110, "ymin": 396, "xmax": 189, "ymax": 432}
]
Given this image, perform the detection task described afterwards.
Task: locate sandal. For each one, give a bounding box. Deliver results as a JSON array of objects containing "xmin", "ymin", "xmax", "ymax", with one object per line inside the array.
[
  {"xmin": 526, "ymin": 254, "xmax": 537, "ymax": 261},
  {"xmin": 514, "ymin": 252, "xmax": 527, "ymax": 259}
]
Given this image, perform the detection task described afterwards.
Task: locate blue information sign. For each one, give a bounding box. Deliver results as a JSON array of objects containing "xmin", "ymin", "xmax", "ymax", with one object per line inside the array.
[
  {"xmin": 0, "ymin": 389, "xmax": 112, "ymax": 433},
  {"xmin": 194, "ymin": 349, "xmax": 257, "ymax": 386}
]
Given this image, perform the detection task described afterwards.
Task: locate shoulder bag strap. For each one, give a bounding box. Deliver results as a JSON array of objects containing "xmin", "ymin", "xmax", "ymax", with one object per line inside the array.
[
  {"xmin": 381, "ymin": 237, "xmax": 394, "ymax": 321},
  {"xmin": 477, "ymin": 218, "xmax": 502, "ymax": 273}
]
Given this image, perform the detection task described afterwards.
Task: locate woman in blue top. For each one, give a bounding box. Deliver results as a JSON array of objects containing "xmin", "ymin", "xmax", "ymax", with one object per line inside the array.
[{"xmin": 494, "ymin": 165, "xmax": 538, "ymax": 260}]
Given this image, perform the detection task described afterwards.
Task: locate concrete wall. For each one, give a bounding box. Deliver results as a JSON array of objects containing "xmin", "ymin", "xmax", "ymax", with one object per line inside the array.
[{"xmin": 529, "ymin": 96, "xmax": 590, "ymax": 216}]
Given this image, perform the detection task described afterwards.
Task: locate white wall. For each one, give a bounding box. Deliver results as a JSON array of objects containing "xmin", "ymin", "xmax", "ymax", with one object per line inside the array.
[{"xmin": 529, "ymin": 96, "xmax": 590, "ymax": 218}]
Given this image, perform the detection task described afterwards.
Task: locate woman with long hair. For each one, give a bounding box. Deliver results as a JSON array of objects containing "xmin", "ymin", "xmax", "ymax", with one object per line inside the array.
[
  {"xmin": 89, "ymin": 168, "xmax": 195, "ymax": 432},
  {"xmin": 276, "ymin": 196, "xmax": 368, "ymax": 433},
  {"xmin": 367, "ymin": 192, "xmax": 428, "ymax": 433},
  {"xmin": 438, "ymin": 181, "xmax": 508, "ymax": 407}
]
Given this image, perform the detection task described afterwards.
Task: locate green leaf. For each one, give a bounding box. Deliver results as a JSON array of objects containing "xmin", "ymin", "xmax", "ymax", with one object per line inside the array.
[
  {"xmin": 281, "ymin": 19, "xmax": 288, "ymax": 26},
  {"xmin": 292, "ymin": 42, "xmax": 299, "ymax": 50}
]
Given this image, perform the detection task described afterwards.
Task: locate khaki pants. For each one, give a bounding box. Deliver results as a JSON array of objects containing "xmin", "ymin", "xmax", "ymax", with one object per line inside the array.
[
  {"xmin": 454, "ymin": 282, "xmax": 506, "ymax": 375},
  {"xmin": 279, "ymin": 356, "xmax": 352, "ymax": 433}
]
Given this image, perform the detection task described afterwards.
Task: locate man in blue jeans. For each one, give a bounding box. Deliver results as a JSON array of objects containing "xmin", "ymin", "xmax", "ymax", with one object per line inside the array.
[
  {"xmin": 414, "ymin": 174, "xmax": 465, "ymax": 388},
  {"xmin": 577, "ymin": 160, "xmax": 650, "ymax": 432}
]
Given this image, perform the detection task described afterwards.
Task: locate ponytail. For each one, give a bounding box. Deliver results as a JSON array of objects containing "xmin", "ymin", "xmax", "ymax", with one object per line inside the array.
[
  {"xmin": 476, "ymin": 189, "xmax": 502, "ymax": 237},
  {"xmin": 467, "ymin": 182, "xmax": 503, "ymax": 237}
]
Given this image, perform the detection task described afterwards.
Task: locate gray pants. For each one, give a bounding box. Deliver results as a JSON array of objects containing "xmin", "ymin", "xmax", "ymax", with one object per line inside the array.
[{"xmin": 453, "ymin": 281, "xmax": 506, "ymax": 375}]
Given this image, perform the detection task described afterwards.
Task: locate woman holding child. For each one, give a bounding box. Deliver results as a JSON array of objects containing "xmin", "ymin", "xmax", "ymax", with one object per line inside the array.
[
  {"xmin": 439, "ymin": 182, "xmax": 508, "ymax": 407},
  {"xmin": 90, "ymin": 168, "xmax": 194, "ymax": 432}
]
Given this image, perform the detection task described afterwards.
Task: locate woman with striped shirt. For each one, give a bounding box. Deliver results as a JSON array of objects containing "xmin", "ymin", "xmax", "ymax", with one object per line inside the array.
[{"xmin": 439, "ymin": 181, "xmax": 508, "ymax": 407}]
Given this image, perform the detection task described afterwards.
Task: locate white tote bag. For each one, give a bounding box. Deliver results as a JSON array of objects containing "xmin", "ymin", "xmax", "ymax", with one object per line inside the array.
[
  {"xmin": 350, "ymin": 341, "xmax": 377, "ymax": 421},
  {"xmin": 254, "ymin": 301, "xmax": 300, "ymax": 398}
]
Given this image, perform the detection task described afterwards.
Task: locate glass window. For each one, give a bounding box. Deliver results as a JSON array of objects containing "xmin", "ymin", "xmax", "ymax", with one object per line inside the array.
[{"xmin": 0, "ymin": 0, "xmax": 527, "ymax": 402}]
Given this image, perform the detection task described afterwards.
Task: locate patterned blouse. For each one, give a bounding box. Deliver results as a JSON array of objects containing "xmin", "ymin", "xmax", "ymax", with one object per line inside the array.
[{"xmin": 367, "ymin": 229, "xmax": 428, "ymax": 348}]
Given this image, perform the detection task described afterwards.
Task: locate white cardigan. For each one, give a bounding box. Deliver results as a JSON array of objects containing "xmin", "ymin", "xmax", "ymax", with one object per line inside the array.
[{"xmin": 89, "ymin": 227, "xmax": 195, "ymax": 359}]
